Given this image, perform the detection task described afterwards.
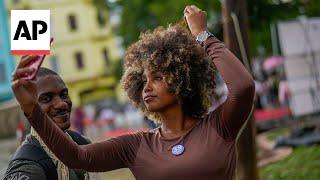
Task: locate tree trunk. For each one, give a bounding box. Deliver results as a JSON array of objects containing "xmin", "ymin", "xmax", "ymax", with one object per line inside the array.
[{"xmin": 221, "ymin": 1, "xmax": 259, "ymax": 179}]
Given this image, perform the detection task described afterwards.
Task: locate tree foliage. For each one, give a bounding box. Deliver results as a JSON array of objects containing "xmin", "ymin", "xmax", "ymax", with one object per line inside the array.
[{"xmin": 93, "ymin": 0, "xmax": 320, "ymax": 57}]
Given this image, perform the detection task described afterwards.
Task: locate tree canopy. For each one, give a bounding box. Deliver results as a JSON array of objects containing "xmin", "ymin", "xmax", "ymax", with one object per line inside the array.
[{"xmin": 93, "ymin": 0, "xmax": 320, "ymax": 57}]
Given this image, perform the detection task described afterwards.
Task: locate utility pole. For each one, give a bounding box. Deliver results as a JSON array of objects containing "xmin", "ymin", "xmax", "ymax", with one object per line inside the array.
[{"xmin": 221, "ymin": 0, "xmax": 259, "ymax": 180}]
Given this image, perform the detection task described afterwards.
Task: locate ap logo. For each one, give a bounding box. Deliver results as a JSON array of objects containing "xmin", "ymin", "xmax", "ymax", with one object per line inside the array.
[{"xmin": 11, "ymin": 10, "xmax": 50, "ymax": 55}]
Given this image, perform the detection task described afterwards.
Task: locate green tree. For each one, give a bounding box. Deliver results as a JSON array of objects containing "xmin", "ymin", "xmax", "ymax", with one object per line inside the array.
[
  {"xmin": 118, "ymin": 0, "xmax": 223, "ymax": 47},
  {"xmin": 93, "ymin": 0, "xmax": 320, "ymax": 56},
  {"xmin": 247, "ymin": 0, "xmax": 320, "ymax": 56}
]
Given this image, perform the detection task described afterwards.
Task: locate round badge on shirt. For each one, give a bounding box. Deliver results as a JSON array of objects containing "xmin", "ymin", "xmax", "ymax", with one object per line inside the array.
[{"xmin": 171, "ymin": 144, "xmax": 185, "ymax": 156}]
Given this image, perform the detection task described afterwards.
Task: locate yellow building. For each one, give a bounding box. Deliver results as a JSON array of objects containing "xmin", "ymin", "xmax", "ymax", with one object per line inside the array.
[{"xmin": 6, "ymin": 0, "xmax": 121, "ymax": 106}]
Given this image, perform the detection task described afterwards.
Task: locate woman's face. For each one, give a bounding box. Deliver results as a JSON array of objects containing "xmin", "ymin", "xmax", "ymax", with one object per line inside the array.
[{"xmin": 142, "ymin": 68, "xmax": 178, "ymax": 112}]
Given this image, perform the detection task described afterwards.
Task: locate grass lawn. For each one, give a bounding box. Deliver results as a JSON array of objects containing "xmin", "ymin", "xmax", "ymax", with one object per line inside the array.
[
  {"xmin": 265, "ymin": 128, "xmax": 289, "ymax": 141},
  {"xmin": 259, "ymin": 127, "xmax": 320, "ymax": 180}
]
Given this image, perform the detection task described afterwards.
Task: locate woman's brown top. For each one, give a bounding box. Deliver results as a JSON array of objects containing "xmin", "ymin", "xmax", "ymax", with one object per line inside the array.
[{"xmin": 27, "ymin": 37, "xmax": 255, "ymax": 180}]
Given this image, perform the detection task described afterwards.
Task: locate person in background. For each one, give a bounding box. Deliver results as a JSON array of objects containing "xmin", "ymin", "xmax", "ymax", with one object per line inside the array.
[
  {"xmin": 72, "ymin": 106, "xmax": 85, "ymax": 134},
  {"xmin": 278, "ymin": 76, "xmax": 290, "ymax": 107},
  {"xmin": 16, "ymin": 119, "xmax": 26, "ymax": 143},
  {"xmin": 267, "ymin": 71, "xmax": 280, "ymax": 107}
]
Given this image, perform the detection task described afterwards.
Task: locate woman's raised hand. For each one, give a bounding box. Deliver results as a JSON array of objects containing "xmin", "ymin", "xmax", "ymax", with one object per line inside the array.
[{"xmin": 184, "ymin": 5, "xmax": 207, "ymax": 37}]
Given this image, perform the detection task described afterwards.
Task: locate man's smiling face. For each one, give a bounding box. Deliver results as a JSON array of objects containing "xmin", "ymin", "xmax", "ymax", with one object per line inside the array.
[{"xmin": 36, "ymin": 75, "xmax": 72, "ymax": 131}]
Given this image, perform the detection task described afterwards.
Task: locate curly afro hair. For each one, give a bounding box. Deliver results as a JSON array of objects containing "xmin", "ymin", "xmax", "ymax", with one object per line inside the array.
[{"xmin": 121, "ymin": 24, "xmax": 216, "ymax": 122}]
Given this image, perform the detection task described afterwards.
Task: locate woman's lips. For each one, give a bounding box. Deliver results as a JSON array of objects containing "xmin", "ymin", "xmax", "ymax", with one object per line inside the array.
[{"xmin": 144, "ymin": 96, "xmax": 156, "ymax": 102}]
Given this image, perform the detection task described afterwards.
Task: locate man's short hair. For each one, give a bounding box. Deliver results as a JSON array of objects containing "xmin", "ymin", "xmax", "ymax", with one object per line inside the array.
[{"xmin": 37, "ymin": 67, "xmax": 59, "ymax": 78}]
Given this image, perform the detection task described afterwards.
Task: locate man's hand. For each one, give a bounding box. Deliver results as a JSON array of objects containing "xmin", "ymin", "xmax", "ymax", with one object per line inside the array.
[
  {"xmin": 11, "ymin": 55, "xmax": 38, "ymax": 115},
  {"xmin": 184, "ymin": 5, "xmax": 207, "ymax": 37}
]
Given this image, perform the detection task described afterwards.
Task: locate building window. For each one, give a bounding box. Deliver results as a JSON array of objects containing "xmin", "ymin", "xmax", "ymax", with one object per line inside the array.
[
  {"xmin": 102, "ymin": 48, "xmax": 110, "ymax": 66},
  {"xmin": 74, "ymin": 52, "xmax": 84, "ymax": 70},
  {"xmin": 68, "ymin": 14, "xmax": 77, "ymax": 31},
  {"xmin": 13, "ymin": 0, "xmax": 20, "ymax": 4},
  {"xmin": 97, "ymin": 9, "xmax": 107, "ymax": 27},
  {"xmin": 50, "ymin": 55, "xmax": 59, "ymax": 73},
  {"xmin": 0, "ymin": 63, "xmax": 6, "ymax": 82}
]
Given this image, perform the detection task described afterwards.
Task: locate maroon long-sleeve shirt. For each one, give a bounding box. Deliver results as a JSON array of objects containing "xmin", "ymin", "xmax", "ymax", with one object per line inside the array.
[{"xmin": 27, "ymin": 37, "xmax": 255, "ymax": 180}]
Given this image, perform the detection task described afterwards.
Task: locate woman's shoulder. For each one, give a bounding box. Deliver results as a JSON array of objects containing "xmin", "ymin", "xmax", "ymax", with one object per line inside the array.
[
  {"xmin": 137, "ymin": 128, "xmax": 160, "ymax": 138},
  {"xmin": 129, "ymin": 127, "xmax": 162, "ymax": 142},
  {"xmin": 112, "ymin": 128, "xmax": 159, "ymax": 142}
]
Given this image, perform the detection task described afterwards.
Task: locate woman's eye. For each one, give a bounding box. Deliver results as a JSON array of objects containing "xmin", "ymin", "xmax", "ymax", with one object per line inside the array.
[
  {"xmin": 155, "ymin": 76, "xmax": 162, "ymax": 81},
  {"xmin": 142, "ymin": 80, "xmax": 147, "ymax": 84}
]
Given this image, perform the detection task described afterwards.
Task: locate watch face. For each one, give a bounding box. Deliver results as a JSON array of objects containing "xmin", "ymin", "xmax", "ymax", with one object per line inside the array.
[
  {"xmin": 202, "ymin": 33, "xmax": 209, "ymax": 41},
  {"xmin": 197, "ymin": 31, "xmax": 209, "ymax": 42}
]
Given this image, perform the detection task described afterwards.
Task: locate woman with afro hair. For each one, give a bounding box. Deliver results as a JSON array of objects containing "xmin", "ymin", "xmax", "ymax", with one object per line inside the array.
[{"xmin": 11, "ymin": 5, "xmax": 254, "ymax": 180}]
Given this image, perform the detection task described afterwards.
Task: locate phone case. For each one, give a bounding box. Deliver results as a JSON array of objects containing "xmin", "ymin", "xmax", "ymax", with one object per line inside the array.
[
  {"xmin": 21, "ymin": 55, "xmax": 46, "ymax": 80},
  {"xmin": 21, "ymin": 38, "xmax": 53, "ymax": 80}
]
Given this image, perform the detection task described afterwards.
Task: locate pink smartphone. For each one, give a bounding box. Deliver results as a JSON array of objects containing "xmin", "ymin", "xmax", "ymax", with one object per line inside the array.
[{"xmin": 21, "ymin": 38, "xmax": 53, "ymax": 80}]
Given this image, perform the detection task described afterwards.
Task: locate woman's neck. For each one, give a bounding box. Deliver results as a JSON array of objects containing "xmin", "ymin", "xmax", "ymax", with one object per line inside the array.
[{"xmin": 159, "ymin": 104, "xmax": 197, "ymax": 139}]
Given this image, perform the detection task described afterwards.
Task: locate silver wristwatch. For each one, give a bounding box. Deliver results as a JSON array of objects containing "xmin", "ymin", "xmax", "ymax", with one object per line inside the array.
[{"xmin": 196, "ymin": 30, "xmax": 214, "ymax": 44}]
